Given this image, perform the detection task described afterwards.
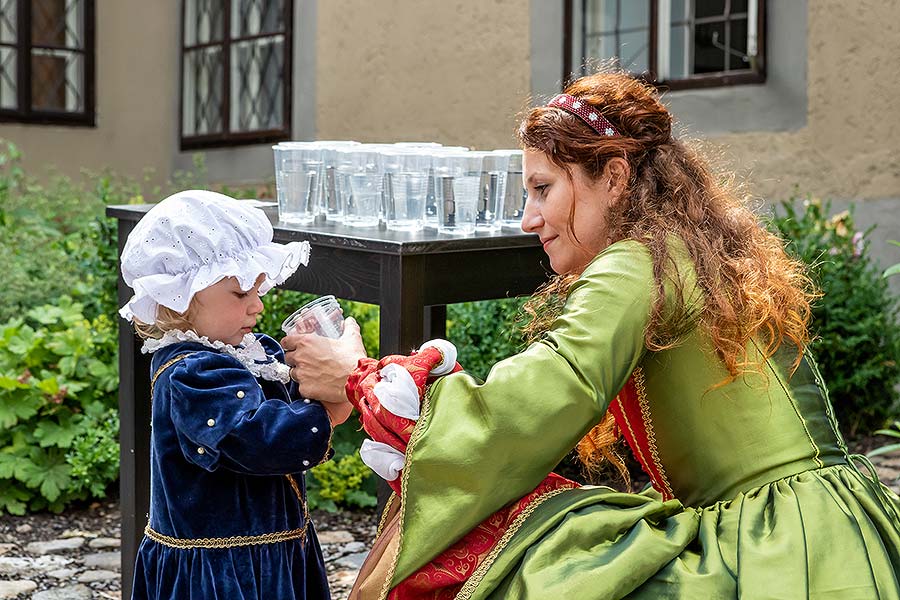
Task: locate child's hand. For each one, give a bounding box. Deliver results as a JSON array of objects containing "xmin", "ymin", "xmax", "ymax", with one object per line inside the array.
[
  {"xmin": 282, "ymin": 317, "xmax": 367, "ymax": 404},
  {"xmin": 323, "ymin": 400, "xmax": 354, "ymax": 426}
]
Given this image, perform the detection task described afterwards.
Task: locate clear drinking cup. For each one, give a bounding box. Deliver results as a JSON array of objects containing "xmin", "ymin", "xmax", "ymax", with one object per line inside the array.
[
  {"xmin": 475, "ymin": 151, "xmax": 512, "ymax": 232},
  {"xmin": 433, "ymin": 151, "xmax": 483, "ymax": 236},
  {"xmin": 280, "ymin": 295, "xmax": 345, "ymax": 339},
  {"xmin": 336, "ymin": 148, "xmax": 383, "ymax": 228},
  {"xmin": 497, "ymin": 150, "xmax": 526, "ymax": 230},
  {"xmin": 275, "ymin": 144, "xmax": 324, "ymax": 225},
  {"xmin": 382, "ymin": 150, "xmax": 430, "ymax": 232}
]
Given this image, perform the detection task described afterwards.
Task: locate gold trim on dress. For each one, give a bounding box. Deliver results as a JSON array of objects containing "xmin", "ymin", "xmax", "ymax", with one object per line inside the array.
[
  {"xmin": 376, "ymin": 493, "xmax": 398, "ymax": 538},
  {"xmin": 453, "ymin": 486, "xmax": 575, "ymax": 600},
  {"xmin": 377, "ymin": 382, "xmax": 435, "ymax": 600},
  {"xmin": 150, "ymin": 353, "xmax": 195, "ymax": 398},
  {"xmin": 144, "ymin": 524, "xmax": 307, "ymax": 550},
  {"xmin": 614, "ymin": 395, "xmax": 653, "ymax": 483},
  {"xmin": 633, "ymin": 367, "xmax": 675, "ymax": 499}
]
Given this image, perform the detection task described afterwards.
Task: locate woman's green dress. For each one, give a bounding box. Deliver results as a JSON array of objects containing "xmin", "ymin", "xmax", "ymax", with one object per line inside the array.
[{"xmin": 382, "ymin": 240, "xmax": 900, "ymax": 599}]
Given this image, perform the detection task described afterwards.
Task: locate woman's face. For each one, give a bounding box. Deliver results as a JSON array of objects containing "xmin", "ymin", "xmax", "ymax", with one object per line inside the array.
[{"xmin": 521, "ymin": 148, "xmax": 613, "ymax": 275}]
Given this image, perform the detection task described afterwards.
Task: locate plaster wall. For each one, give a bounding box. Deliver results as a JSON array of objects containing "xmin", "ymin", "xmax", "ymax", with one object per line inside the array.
[
  {"xmin": 315, "ymin": 0, "xmax": 531, "ymax": 151},
  {"xmin": 0, "ymin": 0, "xmax": 180, "ymax": 186}
]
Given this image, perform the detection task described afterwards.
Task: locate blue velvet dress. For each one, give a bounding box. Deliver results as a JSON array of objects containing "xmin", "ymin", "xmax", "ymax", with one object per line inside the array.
[{"xmin": 131, "ymin": 334, "xmax": 333, "ymax": 600}]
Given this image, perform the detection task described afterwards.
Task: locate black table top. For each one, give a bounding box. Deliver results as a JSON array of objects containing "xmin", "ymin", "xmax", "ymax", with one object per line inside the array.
[{"xmin": 107, "ymin": 203, "xmax": 541, "ymax": 256}]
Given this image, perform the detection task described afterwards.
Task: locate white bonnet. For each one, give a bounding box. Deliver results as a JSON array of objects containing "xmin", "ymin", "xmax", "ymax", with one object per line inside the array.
[{"xmin": 118, "ymin": 190, "xmax": 310, "ymax": 324}]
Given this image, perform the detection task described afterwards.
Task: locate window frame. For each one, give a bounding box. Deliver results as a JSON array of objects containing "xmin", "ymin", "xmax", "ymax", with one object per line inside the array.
[
  {"xmin": 179, "ymin": 0, "xmax": 294, "ymax": 151},
  {"xmin": 0, "ymin": 0, "xmax": 96, "ymax": 126},
  {"xmin": 563, "ymin": 0, "xmax": 766, "ymax": 91}
]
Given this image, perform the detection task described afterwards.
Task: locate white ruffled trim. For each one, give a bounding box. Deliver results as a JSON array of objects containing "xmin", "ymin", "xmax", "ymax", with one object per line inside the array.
[
  {"xmin": 418, "ymin": 339, "xmax": 458, "ymax": 376},
  {"xmin": 141, "ymin": 329, "xmax": 292, "ymax": 383},
  {"xmin": 359, "ymin": 439, "xmax": 405, "ymax": 482},
  {"xmin": 119, "ymin": 240, "xmax": 310, "ymax": 325},
  {"xmin": 373, "ymin": 364, "xmax": 421, "ymax": 421}
]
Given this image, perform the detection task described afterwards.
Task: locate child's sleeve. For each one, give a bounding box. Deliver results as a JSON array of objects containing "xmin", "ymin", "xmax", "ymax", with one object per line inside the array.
[{"xmin": 168, "ymin": 352, "xmax": 332, "ymax": 475}]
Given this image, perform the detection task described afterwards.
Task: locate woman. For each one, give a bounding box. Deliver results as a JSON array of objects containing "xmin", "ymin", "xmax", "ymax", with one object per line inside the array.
[{"xmin": 283, "ymin": 72, "xmax": 900, "ymax": 599}]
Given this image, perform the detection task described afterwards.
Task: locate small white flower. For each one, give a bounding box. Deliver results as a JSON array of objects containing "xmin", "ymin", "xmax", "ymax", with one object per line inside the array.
[
  {"xmin": 589, "ymin": 113, "xmax": 598, "ymax": 121},
  {"xmin": 573, "ymin": 101, "xmax": 582, "ymax": 109}
]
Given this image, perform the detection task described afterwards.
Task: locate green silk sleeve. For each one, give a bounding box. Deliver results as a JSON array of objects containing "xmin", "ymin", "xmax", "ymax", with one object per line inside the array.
[{"xmin": 392, "ymin": 240, "xmax": 658, "ymax": 583}]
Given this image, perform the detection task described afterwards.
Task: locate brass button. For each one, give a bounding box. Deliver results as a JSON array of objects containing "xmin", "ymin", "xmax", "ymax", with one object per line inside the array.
[
  {"xmin": 207, "ymin": 419, "xmax": 215, "ymax": 427},
  {"xmin": 197, "ymin": 447, "xmax": 206, "ymax": 455},
  {"xmin": 236, "ymin": 390, "xmax": 245, "ymax": 399}
]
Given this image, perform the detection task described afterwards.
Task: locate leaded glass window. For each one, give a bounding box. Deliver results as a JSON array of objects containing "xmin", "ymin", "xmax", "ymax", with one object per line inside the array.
[
  {"xmin": 570, "ymin": 0, "xmax": 765, "ymax": 90},
  {"xmin": 181, "ymin": 0, "xmax": 292, "ymax": 149},
  {"xmin": 0, "ymin": 0, "xmax": 95, "ymax": 124}
]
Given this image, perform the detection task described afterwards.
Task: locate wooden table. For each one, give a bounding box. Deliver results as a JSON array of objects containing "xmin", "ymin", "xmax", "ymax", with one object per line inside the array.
[{"xmin": 107, "ymin": 203, "xmax": 549, "ymax": 597}]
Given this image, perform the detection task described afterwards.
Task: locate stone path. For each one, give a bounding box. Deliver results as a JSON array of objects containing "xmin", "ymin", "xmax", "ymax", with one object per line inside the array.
[
  {"xmin": 0, "ymin": 502, "xmax": 376, "ymax": 600},
  {"xmin": 0, "ymin": 453, "xmax": 897, "ymax": 600}
]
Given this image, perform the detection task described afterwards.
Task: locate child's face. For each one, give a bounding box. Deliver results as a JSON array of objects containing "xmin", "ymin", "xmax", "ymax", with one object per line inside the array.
[{"xmin": 190, "ymin": 274, "xmax": 266, "ymax": 345}]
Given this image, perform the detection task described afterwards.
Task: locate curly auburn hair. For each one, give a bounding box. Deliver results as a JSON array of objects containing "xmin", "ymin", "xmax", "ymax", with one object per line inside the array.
[{"xmin": 517, "ymin": 71, "xmax": 816, "ymax": 478}]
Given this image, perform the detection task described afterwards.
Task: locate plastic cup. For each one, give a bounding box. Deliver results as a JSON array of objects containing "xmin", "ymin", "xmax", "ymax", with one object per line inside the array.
[
  {"xmin": 382, "ymin": 150, "xmax": 430, "ymax": 231},
  {"xmin": 336, "ymin": 149, "xmax": 383, "ymax": 228},
  {"xmin": 433, "ymin": 151, "xmax": 483, "ymax": 235},
  {"xmin": 281, "ymin": 295, "xmax": 345, "ymax": 338}
]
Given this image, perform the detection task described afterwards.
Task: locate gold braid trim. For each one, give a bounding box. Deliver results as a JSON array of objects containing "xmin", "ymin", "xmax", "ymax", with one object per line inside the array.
[
  {"xmin": 145, "ymin": 524, "xmax": 307, "ymax": 550},
  {"xmin": 285, "ymin": 474, "xmax": 310, "ymax": 522},
  {"xmin": 454, "ymin": 486, "xmax": 575, "ymax": 600},
  {"xmin": 633, "ymin": 367, "xmax": 674, "ymax": 499},
  {"xmin": 376, "ymin": 493, "xmax": 398, "ymax": 538},
  {"xmin": 150, "ymin": 354, "xmax": 195, "ymax": 398},
  {"xmin": 377, "ymin": 382, "xmax": 435, "ymax": 600}
]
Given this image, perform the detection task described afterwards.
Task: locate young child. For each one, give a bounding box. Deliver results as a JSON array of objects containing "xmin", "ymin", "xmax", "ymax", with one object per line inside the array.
[{"xmin": 119, "ymin": 190, "xmax": 349, "ymax": 600}]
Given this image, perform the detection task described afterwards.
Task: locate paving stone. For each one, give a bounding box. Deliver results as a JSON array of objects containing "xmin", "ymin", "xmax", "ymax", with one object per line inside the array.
[
  {"xmin": 32, "ymin": 584, "xmax": 92, "ymax": 600},
  {"xmin": 15, "ymin": 524, "xmax": 32, "ymax": 534},
  {"xmin": 335, "ymin": 551, "xmax": 369, "ymax": 570},
  {"xmin": 0, "ymin": 543, "xmax": 14, "ymax": 556},
  {"xmin": 0, "ymin": 556, "xmax": 34, "ymax": 575},
  {"xmin": 88, "ymin": 537, "xmax": 120, "ymax": 549},
  {"xmin": 342, "ymin": 541, "xmax": 367, "ymax": 554},
  {"xmin": 47, "ymin": 568, "xmax": 79, "ymax": 579},
  {"xmin": 26, "ymin": 537, "xmax": 85, "ymax": 555},
  {"xmin": 82, "ymin": 551, "xmax": 120, "ymax": 570},
  {"xmin": 0, "ymin": 580, "xmax": 37, "ymax": 598},
  {"xmin": 317, "ymin": 530, "xmax": 355, "ymax": 544},
  {"xmin": 76, "ymin": 569, "xmax": 117, "ymax": 583},
  {"xmin": 331, "ymin": 568, "xmax": 359, "ymax": 587}
]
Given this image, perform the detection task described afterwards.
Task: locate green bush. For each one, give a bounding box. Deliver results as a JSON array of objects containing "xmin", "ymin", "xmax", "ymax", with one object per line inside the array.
[
  {"xmin": 307, "ymin": 442, "xmax": 377, "ymax": 512},
  {"xmin": 447, "ymin": 298, "xmax": 527, "ymax": 380},
  {"xmin": 0, "ymin": 298, "xmax": 119, "ymax": 514},
  {"xmin": 769, "ymin": 198, "xmax": 900, "ymax": 436}
]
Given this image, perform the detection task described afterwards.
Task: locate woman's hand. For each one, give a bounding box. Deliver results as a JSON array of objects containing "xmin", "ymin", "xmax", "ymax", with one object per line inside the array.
[
  {"xmin": 282, "ymin": 317, "xmax": 367, "ymax": 405},
  {"xmin": 323, "ymin": 400, "xmax": 354, "ymax": 426}
]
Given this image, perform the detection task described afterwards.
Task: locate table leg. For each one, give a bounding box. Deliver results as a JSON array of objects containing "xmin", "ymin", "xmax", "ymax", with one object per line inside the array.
[
  {"xmin": 424, "ymin": 305, "xmax": 447, "ymax": 340},
  {"xmin": 116, "ymin": 222, "xmax": 152, "ymax": 600}
]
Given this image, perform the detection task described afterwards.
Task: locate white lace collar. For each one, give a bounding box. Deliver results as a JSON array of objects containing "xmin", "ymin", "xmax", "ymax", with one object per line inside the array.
[{"xmin": 141, "ymin": 329, "xmax": 292, "ymax": 384}]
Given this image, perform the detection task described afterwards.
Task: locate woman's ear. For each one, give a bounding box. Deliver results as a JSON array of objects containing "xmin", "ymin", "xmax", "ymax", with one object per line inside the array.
[{"xmin": 604, "ymin": 158, "xmax": 630, "ymax": 204}]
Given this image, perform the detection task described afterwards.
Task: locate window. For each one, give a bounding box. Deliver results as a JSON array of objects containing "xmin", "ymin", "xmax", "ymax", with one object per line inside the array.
[
  {"xmin": 0, "ymin": 0, "xmax": 95, "ymax": 125},
  {"xmin": 181, "ymin": 0, "xmax": 293, "ymax": 150},
  {"xmin": 567, "ymin": 0, "xmax": 765, "ymax": 90}
]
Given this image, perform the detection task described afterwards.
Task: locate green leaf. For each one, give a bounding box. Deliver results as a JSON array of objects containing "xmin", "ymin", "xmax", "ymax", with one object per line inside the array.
[
  {"xmin": 35, "ymin": 377, "xmax": 59, "ymax": 396},
  {"xmin": 0, "ymin": 481, "xmax": 30, "ymax": 515},
  {"xmin": 884, "ymin": 263, "xmax": 900, "ymax": 279},
  {"xmin": 19, "ymin": 449, "xmax": 71, "ymax": 502},
  {"xmin": 868, "ymin": 443, "xmax": 900, "ymax": 458},
  {"xmin": 34, "ymin": 414, "xmax": 83, "ymax": 449},
  {"xmin": 0, "ymin": 392, "xmax": 40, "ymax": 428},
  {"xmin": 344, "ymin": 489, "xmax": 378, "ymax": 508},
  {"xmin": 0, "ymin": 376, "xmax": 29, "ymax": 391}
]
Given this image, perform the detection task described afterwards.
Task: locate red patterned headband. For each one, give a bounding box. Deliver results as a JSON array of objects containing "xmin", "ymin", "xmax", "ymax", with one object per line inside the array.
[{"xmin": 548, "ymin": 93, "xmax": 619, "ymax": 137}]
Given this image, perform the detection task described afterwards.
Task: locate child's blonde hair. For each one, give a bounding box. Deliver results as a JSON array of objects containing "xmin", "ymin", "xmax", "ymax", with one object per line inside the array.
[{"xmin": 132, "ymin": 304, "xmax": 197, "ymax": 340}]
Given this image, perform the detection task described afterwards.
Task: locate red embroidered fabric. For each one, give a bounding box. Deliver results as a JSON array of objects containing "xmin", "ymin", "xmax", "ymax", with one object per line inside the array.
[{"xmin": 345, "ymin": 355, "xmax": 658, "ymax": 598}]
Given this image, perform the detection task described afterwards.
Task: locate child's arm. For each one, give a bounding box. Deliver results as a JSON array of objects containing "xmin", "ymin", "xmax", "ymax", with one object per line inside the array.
[{"xmin": 167, "ymin": 352, "xmax": 333, "ymax": 475}]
